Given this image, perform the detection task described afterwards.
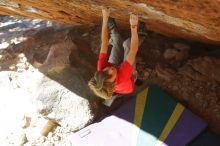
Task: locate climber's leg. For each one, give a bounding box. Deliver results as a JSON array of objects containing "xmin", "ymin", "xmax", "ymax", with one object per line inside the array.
[{"xmin": 108, "ymin": 18, "xmax": 124, "ymax": 66}]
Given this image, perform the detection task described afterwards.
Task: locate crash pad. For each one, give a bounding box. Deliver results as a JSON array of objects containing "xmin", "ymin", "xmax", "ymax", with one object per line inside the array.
[{"xmin": 70, "ymin": 85, "xmax": 207, "ymax": 146}]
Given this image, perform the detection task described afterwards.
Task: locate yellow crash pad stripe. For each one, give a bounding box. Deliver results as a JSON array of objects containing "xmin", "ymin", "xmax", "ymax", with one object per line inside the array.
[
  {"xmin": 133, "ymin": 88, "xmax": 148, "ymax": 127},
  {"xmin": 158, "ymin": 103, "xmax": 185, "ymax": 143},
  {"xmin": 131, "ymin": 88, "xmax": 148, "ymax": 146}
]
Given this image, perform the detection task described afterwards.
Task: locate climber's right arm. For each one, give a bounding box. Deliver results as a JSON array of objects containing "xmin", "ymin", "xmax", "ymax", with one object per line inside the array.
[{"xmin": 100, "ymin": 7, "xmax": 110, "ymax": 54}]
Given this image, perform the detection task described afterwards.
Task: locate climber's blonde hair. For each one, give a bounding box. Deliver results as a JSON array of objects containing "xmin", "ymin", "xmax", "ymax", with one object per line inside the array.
[{"xmin": 88, "ymin": 71, "xmax": 115, "ymax": 99}]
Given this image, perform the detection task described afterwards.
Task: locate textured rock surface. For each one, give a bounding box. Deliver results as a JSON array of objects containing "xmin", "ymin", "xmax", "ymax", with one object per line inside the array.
[
  {"xmin": 34, "ymin": 38, "xmax": 97, "ymax": 131},
  {"xmin": 0, "ymin": 0, "xmax": 220, "ymax": 44},
  {"xmin": 33, "ymin": 68, "xmax": 95, "ymax": 131},
  {"xmin": 0, "ymin": 17, "xmax": 100, "ymax": 144},
  {"xmin": 26, "ymin": 33, "xmax": 99, "ymax": 132}
]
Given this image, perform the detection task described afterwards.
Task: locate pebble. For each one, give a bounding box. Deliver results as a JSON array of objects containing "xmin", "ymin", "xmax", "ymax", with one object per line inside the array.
[
  {"xmin": 19, "ymin": 133, "xmax": 28, "ymax": 145},
  {"xmin": 20, "ymin": 116, "xmax": 31, "ymax": 129},
  {"xmin": 82, "ymin": 32, "xmax": 89, "ymax": 37},
  {"xmin": 53, "ymin": 135, "xmax": 61, "ymax": 141},
  {"xmin": 163, "ymin": 48, "xmax": 177, "ymax": 60}
]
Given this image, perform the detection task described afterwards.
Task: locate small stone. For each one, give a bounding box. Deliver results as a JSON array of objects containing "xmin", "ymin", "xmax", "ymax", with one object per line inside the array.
[
  {"xmin": 20, "ymin": 57, "xmax": 27, "ymax": 63},
  {"xmin": 18, "ymin": 53, "xmax": 25, "ymax": 58},
  {"xmin": 164, "ymin": 46, "xmax": 189, "ymax": 61},
  {"xmin": 9, "ymin": 64, "xmax": 16, "ymax": 70},
  {"xmin": 82, "ymin": 32, "xmax": 89, "ymax": 37},
  {"xmin": 16, "ymin": 63, "xmax": 26, "ymax": 69},
  {"xmin": 143, "ymin": 71, "xmax": 150, "ymax": 79},
  {"xmin": 163, "ymin": 48, "xmax": 177, "ymax": 60},
  {"xmin": 41, "ymin": 120, "xmax": 58, "ymax": 137},
  {"xmin": 20, "ymin": 133, "xmax": 28, "ymax": 145},
  {"xmin": 20, "ymin": 116, "xmax": 31, "ymax": 129},
  {"xmin": 53, "ymin": 135, "xmax": 61, "ymax": 141}
]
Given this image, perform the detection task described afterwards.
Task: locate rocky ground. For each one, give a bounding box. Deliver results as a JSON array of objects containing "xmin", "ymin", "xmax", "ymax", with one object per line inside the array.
[{"xmin": 0, "ymin": 15, "xmax": 220, "ymax": 145}]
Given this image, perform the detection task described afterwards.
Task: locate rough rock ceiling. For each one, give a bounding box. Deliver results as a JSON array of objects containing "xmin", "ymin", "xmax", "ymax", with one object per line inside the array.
[{"xmin": 0, "ymin": 0, "xmax": 220, "ymax": 45}]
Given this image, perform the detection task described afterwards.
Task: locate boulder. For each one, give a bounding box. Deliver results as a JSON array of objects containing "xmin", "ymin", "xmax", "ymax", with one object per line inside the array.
[
  {"xmin": 0, "ymin": 1, "xmax": 220, "ymax": 44},
  {"xmin": 179, "ymin": 57, "xmax": 220, "ymax": 82},
  {"xmin": 33, "ymin": 37, "xmax": 99, "ymax": 131},
  {"xmin": 33, "ymin": 66, "xmax": 96, "ymax": 131},
  {"xmin": 0, "ymin": 31, "xmax": 100, "ymax": 133},
  {"xmin": 164, "ymin": 43, "xmax": 190, "ymax": 62}
]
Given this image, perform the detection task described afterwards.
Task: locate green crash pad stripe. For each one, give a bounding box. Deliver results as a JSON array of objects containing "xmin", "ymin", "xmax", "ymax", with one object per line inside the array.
[
  {"xmin": 156, "ymin": 103, "xmax": 185, "ymax": 145},
  {"xmin": 136, "ymin": 85, "xmax": 177, "ymax": 146}
]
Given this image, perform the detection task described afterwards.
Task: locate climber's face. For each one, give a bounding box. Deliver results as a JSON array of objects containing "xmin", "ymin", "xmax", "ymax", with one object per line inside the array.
[{"xmin": 103, "ymin": 66, "xmax": 117, "ymax": 83}]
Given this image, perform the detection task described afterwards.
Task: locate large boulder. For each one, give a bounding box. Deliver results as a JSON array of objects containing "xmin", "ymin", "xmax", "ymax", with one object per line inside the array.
[
  {"xmin": 0, "ymin": 26, "xmax": 100, "ymax": 132},
  {"xmin": 33, "ymin": 66, "xmax": 95, "ymax": 131},
  {"xmin": 0, "ymin": 0, "xmax": 220, "ymax": 44},
  {"xmin": 33, "ymin": 37, "xmax": 99, "ymax": 131}
]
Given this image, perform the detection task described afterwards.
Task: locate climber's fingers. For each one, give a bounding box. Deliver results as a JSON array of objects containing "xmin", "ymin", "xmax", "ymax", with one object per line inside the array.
[
  {"xmin": 130, "ymin": 14, "xmax": 138, "ymax": 26},
  {"xmin": 101, "ymin": 6, "xmax": 111, "ymax": 18}
]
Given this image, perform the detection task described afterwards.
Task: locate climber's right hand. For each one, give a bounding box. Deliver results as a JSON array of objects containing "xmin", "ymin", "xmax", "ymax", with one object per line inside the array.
[
  {"xmin": 102, "ymin": 7, "xmax": 110, "ymax": 20},
  {"xmin": 130, "ymin": 14, "xmax": 138, "ymax": 26}
]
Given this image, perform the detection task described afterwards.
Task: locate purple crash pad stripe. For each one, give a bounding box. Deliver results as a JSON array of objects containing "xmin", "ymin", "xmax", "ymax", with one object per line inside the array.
[
  {"xmin": 113, "ymin": 95, "xmax": 136, "ymax": 123},
  {"xmin": 164, "ymin": 109, "xmax": 207, "ymax": 146}
]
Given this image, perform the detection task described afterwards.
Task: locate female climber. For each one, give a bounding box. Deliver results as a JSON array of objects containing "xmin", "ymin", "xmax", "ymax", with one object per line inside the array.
[{"xmin": 88, "ymin": 7, "xmax": 147, "ymax": 103}]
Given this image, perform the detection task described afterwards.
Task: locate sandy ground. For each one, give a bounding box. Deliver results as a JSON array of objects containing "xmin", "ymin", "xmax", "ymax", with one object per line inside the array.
[{"xmin": 0, "ymin": 15, "xmax": 74, "ymax": 146}]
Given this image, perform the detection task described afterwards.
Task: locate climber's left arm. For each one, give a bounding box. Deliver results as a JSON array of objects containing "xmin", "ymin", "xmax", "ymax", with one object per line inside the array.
[{"xmin": 126, "ymin": 14, "xmax": 139, "ymax": 65}]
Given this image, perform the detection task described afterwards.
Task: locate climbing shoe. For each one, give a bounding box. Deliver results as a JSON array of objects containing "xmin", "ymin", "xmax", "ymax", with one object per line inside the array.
[
  {"xmin": 138, "ymin": 21, "xmax": 148, "ymax": 37},
  {"xmin": 108, "ymin": 17, "xmax": 117, "ymax": 30}
]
